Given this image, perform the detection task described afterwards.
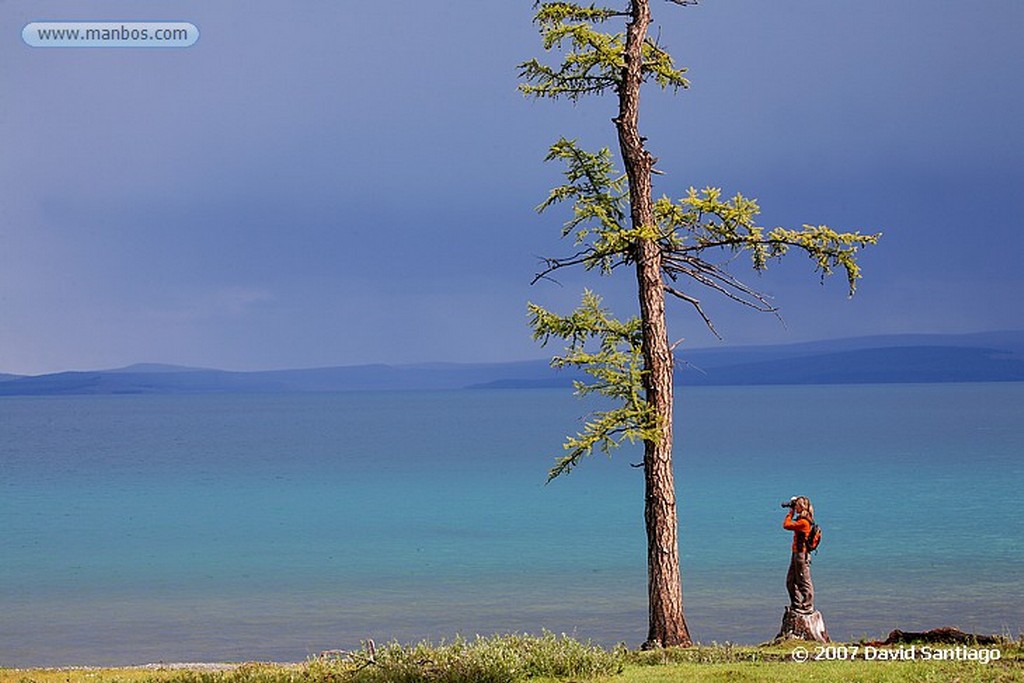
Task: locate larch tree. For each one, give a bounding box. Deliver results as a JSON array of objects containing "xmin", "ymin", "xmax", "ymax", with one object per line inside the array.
[{"xmin": 519, "ymin": 0, "xmax": 880, "ymax": 649}]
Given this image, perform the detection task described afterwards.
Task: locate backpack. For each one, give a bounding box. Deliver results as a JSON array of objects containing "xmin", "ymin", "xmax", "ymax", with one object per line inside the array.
[{"xmin": 805, "ymin": 523, "xmax": 822, "ymax": 553}]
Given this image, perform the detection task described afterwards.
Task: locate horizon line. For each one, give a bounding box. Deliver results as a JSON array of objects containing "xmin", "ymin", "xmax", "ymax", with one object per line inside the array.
[{"xmin": 3, "ymin": 329, "xmax": 1021, "ymax": 379}]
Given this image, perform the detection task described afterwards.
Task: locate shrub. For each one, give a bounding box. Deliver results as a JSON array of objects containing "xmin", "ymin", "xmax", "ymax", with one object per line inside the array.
[{"xmin": 306, "ymin": 632, "xmax": 622, "ymax": 683}]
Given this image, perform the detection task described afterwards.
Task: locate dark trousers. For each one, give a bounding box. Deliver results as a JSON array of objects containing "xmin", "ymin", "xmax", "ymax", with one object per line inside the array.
[{"xmin": 786, "ymin": 551, "xmax": 814, "ymax": 613}]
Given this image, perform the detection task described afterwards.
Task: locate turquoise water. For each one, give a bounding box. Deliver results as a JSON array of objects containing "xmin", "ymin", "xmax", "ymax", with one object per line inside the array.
[{"xmin": 1, "ymin": 384, "xmax": 1021, "ymax": 666}]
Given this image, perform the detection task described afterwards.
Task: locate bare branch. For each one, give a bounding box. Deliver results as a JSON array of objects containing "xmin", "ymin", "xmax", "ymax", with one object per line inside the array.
[
  {"xmin": 531, "ymin": 247, "xmax": 631, "ymax": 285},
  {"xmin": 661, "ymin": 252, "xmax": 787, "ymax": 331},
  {"xmin": 663, "ymin": 284, "xmax": 721, "ymax": 339},
  {"xmin": 663, "ymin": 253, "xmax": 776, "ymax": 310},
  {"xmin": 676, "ymin": 357, "xmax": 708, "ymax": 376},
  {"xmin": 676, "ymin": 237, "xmax": 753, "ymax": 254},
  {"xmin": 532, "ymin": 272, "xmax": 565, "ymax": 287}
]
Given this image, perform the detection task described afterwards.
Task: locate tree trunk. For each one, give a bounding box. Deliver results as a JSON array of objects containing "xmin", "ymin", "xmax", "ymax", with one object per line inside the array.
[
  {"xmin": 775, "ymin": 607, "xmax": 830, "ymax": 644},
  {"xmin": 617, "ymin": 0, "xmax": 692, "ymax": 649}
]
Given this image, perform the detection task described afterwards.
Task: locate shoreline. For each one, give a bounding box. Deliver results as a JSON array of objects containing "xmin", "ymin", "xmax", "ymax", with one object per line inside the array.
[
  {"xmin": 3, "ymin": 637, "xmax": 1020, "ymax": 683},
  {"xmin": 6, "ymin": 630, "xmax": 1017, "ymax": 674}
]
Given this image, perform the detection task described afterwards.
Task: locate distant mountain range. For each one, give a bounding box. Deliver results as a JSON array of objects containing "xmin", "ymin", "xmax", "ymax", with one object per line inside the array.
[{"xmin": 1, "ymin": 331, "xmax": 1022, "ymax": 396}]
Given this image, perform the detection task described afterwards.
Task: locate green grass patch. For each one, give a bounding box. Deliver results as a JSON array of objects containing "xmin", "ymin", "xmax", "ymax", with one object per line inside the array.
[{"xmin": 3, "ymin": 634, "xmax": 1022, "ymax": 683}]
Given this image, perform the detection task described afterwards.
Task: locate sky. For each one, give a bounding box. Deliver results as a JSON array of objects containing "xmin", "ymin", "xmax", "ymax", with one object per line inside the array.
[{"xmin": 2, "ymin": 1, "xmax": 1021, "ymax": 375}]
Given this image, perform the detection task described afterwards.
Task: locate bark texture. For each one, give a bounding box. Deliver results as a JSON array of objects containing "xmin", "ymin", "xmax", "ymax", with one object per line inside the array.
[
  {"xmin": 617, "ymin": 0, "xmax": 692, "ymax": 649},
  {"xmin": 775, "ymin": 607, "xmax": 830, "ymax": 644}
]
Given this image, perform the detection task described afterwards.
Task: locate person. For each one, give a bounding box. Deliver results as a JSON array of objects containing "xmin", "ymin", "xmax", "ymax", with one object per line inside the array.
[{"xmin": 783, "ymin": 495, "xmax": 815, "ymax": 614}]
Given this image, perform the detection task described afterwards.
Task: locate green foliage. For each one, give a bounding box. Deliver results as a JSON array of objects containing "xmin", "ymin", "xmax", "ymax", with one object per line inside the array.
[
  {"xmin": 6, "ymin": 639, "xmax": 1019, "ymax": 683},
  {"xmin": 310, "ymin": 633, "xmax": 623, "ymax": 683},
  {"xmin": 0, "ymin": 635, "xmax": 622, "ymax": 683},
  {"xmin": 534, "ymin": 2, "xmax": 625, "ymax": 25},
  {"xmin": 535, "ymin": 141, "xmax": 881, "ymax": 303},
  {"xmin": 662, "ymin": 187, "xmax": 882, "ymax": 297},
  {"xmin": 536, "ymin": 135, "xmax": 881, "ymax": 303},
  {"xmin": 521, "ymin": 2, "xmax": 881, "ymax": 479},
  {"xmin": 536, "ymin": 138, "xmax": 631, "ymax": 275},
  {"xmin": 518, "ymin": 2, "xmax": 689, "ymax": 101},
  {"xmin": 528, "ymin": 131, "xmax": 880, "ymax": 479},
  {"xmin": 529, "ymin": 291, "xmax": 658, "ymax": 480}
]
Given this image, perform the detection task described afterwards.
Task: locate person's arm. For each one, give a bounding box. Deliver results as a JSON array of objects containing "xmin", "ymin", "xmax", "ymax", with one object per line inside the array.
[{"xmin": 783, "ymin": 512, "xmax": 811, "ymax": 533}]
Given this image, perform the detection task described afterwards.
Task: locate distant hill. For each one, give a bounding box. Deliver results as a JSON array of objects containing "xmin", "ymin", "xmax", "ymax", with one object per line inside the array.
[
  {"xmin": 474, "ymin": 331, "xmax": 1024, "ymax": 389},
  {"xmin": 677, "ymin": 331, "xmax": 1024, "ymax": 386},
  {"xmin": 1, "ymin": 331, "xmax": 1021, "ymax": 396},
  {"xmin": 676, "ymin": 345, "xmax": 1024, "ymax": 386},
  {"xmin": 0, "ymin": 360, "xmax": 563, "ymax": 396}
]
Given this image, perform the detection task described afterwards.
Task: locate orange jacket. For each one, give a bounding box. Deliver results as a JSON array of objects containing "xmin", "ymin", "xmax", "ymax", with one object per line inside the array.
[{"xmin": 783, "ymin": 511, "xmax": 812, "ymax": 553}]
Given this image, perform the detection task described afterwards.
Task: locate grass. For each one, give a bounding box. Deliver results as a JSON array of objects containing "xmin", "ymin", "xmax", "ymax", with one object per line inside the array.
[{"xmin": 3, "ymin": 633, "xmax": 1023, "ymax": 683}]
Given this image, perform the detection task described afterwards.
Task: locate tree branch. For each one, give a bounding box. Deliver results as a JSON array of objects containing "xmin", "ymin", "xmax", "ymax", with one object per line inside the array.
[
  {"xmin": 663, "ymin": 253, "xmax": 777, "ymax": 314},
  {"xmin": 663, "ymin": 284, "xmax": 720, "ymax": 339},
  {"xmin": 531, "ymin": 246, "xmax": 632, "ymax": 285}
]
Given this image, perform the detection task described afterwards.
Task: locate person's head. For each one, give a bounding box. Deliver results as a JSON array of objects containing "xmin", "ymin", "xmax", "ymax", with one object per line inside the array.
[{"xmin": 794, "ymin": 496, "xmax": 814, "ymax": 522}]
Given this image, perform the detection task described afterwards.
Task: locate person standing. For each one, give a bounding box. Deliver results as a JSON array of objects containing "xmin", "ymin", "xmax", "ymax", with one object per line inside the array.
[{"xmin": 783, "ymin": 496, "xmax": 815, "ymax": 614}]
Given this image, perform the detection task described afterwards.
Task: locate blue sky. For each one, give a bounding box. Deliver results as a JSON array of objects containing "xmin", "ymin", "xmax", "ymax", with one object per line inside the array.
[{"xmin": 2, "ymin": 1, "xmax": 1021, "ymax": 374}]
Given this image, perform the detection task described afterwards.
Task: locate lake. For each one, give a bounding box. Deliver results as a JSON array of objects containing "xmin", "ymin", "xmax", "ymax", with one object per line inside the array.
[{"xmin": 1, "ymin": 383, "xmax": 1021, "ymax": 666}]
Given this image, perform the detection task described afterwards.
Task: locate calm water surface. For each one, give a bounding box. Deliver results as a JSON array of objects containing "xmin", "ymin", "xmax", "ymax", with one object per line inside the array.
[{"xmin": 1, "ymin": 384, "xmax": 1021, "ymax": 665}]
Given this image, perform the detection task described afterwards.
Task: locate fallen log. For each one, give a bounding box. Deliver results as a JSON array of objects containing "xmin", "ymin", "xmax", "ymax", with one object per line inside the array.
[{"xmin": 876, "ymin": 627, "xmax": 1003, "ymax": 646}]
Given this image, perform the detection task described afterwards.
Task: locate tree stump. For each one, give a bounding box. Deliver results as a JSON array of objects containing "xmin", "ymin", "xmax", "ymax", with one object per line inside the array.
[{"xmin": 774, "ymin": 606, "xmax": 830, "ymax": 643}]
